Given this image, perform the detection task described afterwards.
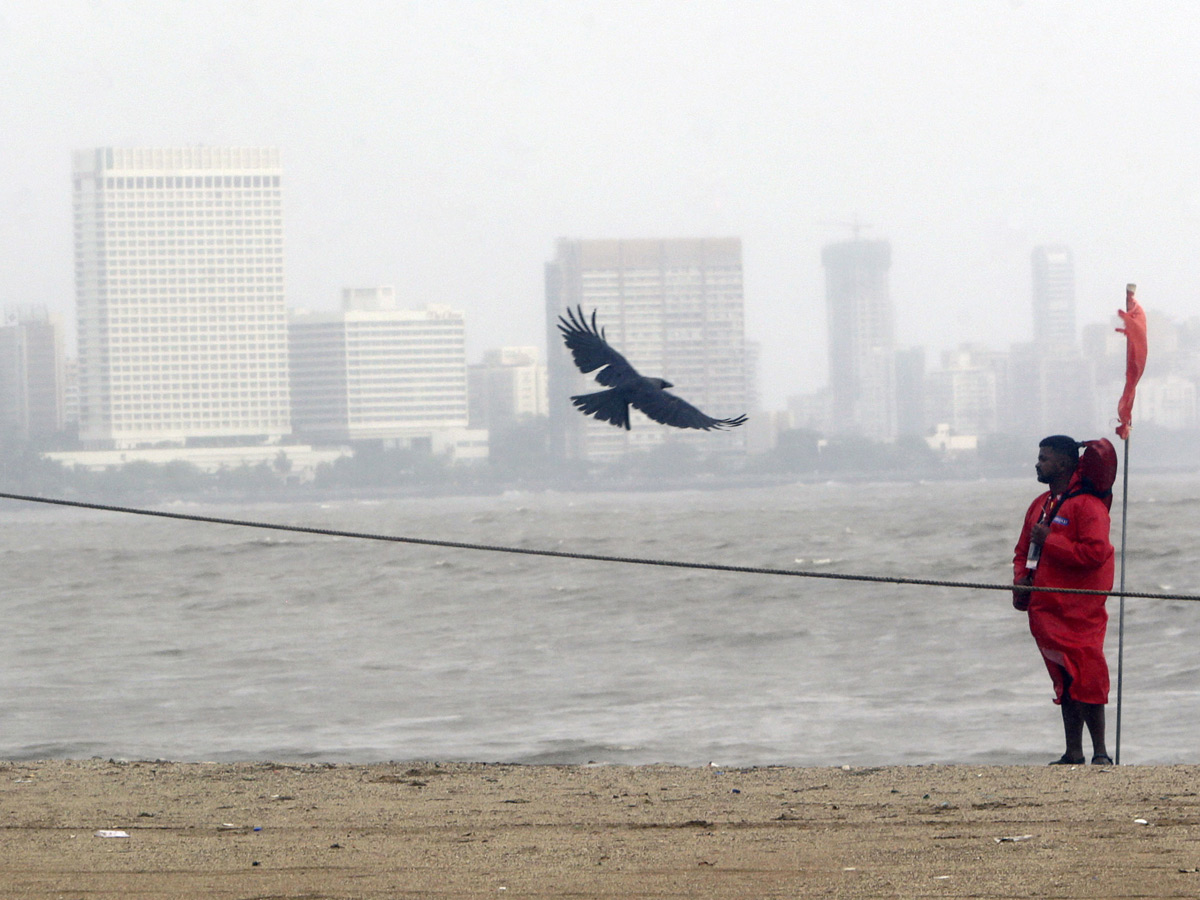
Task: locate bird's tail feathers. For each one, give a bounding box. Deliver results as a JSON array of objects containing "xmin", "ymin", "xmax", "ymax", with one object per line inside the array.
[
  {"xmin": 712, "ymin": 414, "xmax": 748, "ymax": 430},
  {"xmin": 570, "ymin": 389, "xmax": 631, "ymax": 430}
]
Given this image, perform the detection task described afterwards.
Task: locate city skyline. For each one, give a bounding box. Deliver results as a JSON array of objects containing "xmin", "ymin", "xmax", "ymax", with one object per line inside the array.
[
  {"xmin": 54, "ymin": 142, "xmax": 1164, "ymax": 422},
  {"xmin": 47, "ymin": 143, "xmax": 1178, "ymax": 440},
  {"xmin": 8, "ymin": 227, "xmax": 1200, "ymax": 454},
  {"xmin": 49, "ymin": 138, "xmax": 1182, "ymax": 448}
]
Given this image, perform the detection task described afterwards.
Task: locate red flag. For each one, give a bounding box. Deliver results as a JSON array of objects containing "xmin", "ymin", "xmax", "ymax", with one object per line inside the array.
[{"xmin": 1115, "ymin": 284, "xmax": 1147, "ymax": 440}]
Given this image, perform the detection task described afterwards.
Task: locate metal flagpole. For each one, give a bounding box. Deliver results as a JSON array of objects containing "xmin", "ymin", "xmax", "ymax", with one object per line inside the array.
[
  {"xmin": 1115, "ymin": 433, "xmax": 1130, "ymax": 765},
  {"xmin": 1112, "ymin": 281, "xmax": 1145, "ymax": 767}
]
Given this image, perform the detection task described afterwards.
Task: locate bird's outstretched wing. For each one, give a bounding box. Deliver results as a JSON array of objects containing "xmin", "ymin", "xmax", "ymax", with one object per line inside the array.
[
  {"xmin": 557, "ymin": 306, "xmax": 637, "ymax": 386},
  {"xmin": 631, "ymin": 390, "xmax": 748, "ymax": 431}
]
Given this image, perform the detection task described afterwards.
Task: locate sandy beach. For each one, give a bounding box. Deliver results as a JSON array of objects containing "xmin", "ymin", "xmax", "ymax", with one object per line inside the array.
[{"xmin": 1, "ymin": 759, "xmax": 1198, "ymax": 898}]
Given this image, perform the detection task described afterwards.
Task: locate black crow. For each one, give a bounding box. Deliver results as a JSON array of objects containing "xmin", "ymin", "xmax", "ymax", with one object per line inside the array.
[{"xmin": 557, "ymin": 306, "xmax": 747, "ymax": 431}]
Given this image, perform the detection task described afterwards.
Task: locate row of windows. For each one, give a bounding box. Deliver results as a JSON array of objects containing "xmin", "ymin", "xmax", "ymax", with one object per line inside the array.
[
  {"xmin": 91, "ymin": 236, "xmax": 283, "ymax": 247},
  {"xmin": 348, "ymin": 376, "xmax": 465, "ymax": 386},
  {"xmin": 350, "ymin": 385, "xmax": 467, "ymax": 396},
  {"xmin": 101, "ymin": 175, "xmax": 281, "ymax": 189},
  {"xmin": 107, "ymin": 353, "xmax": 286, "ymax": 363},
  {"xmin": 347, "ymin": 345, "xmax": 464, "ymax": 355},
  {"xmin": 103, "ymin": 332, "xmax": 285, "ymax": 342},
  {"xmin": 292, "ymin": 340, "xmax": 463, "ymax": 353},
  {"xmin": 95, "ymin": 285, "xmax": 283, "ymax": 296},
  {"xmin": 345, "ymin": 407, "xmax": 468, "ymax": 417},
  {"xmin": 82, "ymin": 236, "xmax": 283, "ymax": 247},
  {"xmin": 87, "ymin": 317, "xmax": 283, "ymax": 327},
  {"xmin": 343, "ymin": 330, "xmax": 464, "ymax": 339},
  {"xmin": 580, "ymin": 277, "xmax": 742, "ymax": 288},
  {"xmin": 107, "ymin": 365, "xmax": 288, "ymax": 376},
  {"xmin": 86, "ymin": 289, "xmax": 284, "ymax": 301},
  {"xmin": 94, "ymin": 237, "xmax": 285, "ymax": 249},
  {"xmin": 108, "ymin": 402, "xmax": 288, "ymax": 413},
  {"xmin": 108, "ymin": 398, "xmax": 289, "ymax": 409},
  {"xmin": 107, "ymin": 419, "xmax": 289, "ymax": 429},
  {"xmin": 580, "ymin": 299, "xmax": 743, "ymax": 310},
  {"xmin": 83, "ymin": 288, "xmax": 283, "ymax": 298},
  {"xmin": 97, "ymin": 216, "xmax": 283, "ymax": 224},
  {"xmin": 93, "ymin": 281, "xmax": 283, "ymax": 291},
  {"xmin": 78, "ymin": 247, "xmax": 283, "ymax": 256},
  {"xmin": 98, "ymin": 262, "xmax": 283, "ymax": 271},
  {"xmin": 342, "ymin": 325, "xmax": 464, "ymax": 335},
  {"xmin": 579, "ymin": 301, "xmax": 742, "ymax": 313},
  {"xmin": 92, "ymin": 283, "xmax": 283, "ymax": 293},
  {"xmin": 582, "ymin": 264, "xmax": 741, "ymax": 274},
  {"xmin": 83, "ymin": 307, "xmax": 283, "ymax": 318},
  {"xmin": 96, "ymin": 211, "xmax": 282, "ymax": 223},
  {"xmin": 104, "ymin": 377, "xmax": 288, "ymax": 389},
  {"xmin": 91, "ymin": 265, "xmax": 283, "ymax": 275},
  {"xmin": 104, "ymin": 316, "xmax": 284, "ymax": 326},
  {"xmin": 83, "ymin": 295, "xmax": 284, "ymax": 307},
  {"xmin": 97, "ymin": 195, "xmax": 279, "ymax": 206},
  {"xmin": 97, "ymin": 373, "xmax": 287, "ymax": 383},
  {"xmin": 79, "ymin": 219, "xmax": 283, "ymax": 232}
]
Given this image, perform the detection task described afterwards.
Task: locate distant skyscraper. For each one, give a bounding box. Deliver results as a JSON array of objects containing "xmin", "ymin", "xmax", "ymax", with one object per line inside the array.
[
  {"xmin": 821, "ymin": 238, "xmax": 896, "ymax": 440},
  {"xmin": 0, "ymin": 306, "xmax": 65, "ymax": 442},
  {"xmin": 545, "ymin": 238, "xmax": 746, "ymax": 460},
  {"xmin": 1031, "ymin": 245, "xmax": 1076, "ymax": 350},
  {"xmin": 1020, "ymin": 244, "xmax": 1092, "ymax": 435},
  {"xmin": 289, "ymin": 288, "xmax": 472, "ymax": 448},
  {"xmin": 72, "ymin": 147, "xmax": 291, "ymax": 448}
]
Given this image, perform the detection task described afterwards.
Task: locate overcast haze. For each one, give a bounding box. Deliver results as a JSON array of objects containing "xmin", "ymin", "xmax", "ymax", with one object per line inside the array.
[{"xmin": 3, "ymin": 1, "xmax": 1198, "ymax": 407}]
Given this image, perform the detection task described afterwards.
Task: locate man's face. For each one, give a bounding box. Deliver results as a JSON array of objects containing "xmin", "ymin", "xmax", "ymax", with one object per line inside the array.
[{"xmin": 1036, "ymin": 447, "xmax": 1070, "ymax": 484}]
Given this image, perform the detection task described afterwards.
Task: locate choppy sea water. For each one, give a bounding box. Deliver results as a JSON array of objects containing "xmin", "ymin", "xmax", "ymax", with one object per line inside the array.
[{"xmin": 1, "ymin": 475, "xmax": 1197, "ymax": 767}]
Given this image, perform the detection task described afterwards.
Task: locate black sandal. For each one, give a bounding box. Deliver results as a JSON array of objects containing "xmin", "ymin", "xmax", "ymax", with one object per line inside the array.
[
  {"xmin": 1092, "ymin": 754, "xmax": 1114, "ymax": 765},
  {"xmin": 1048, "ymin": 754, "xmax": 1086, "ymax": 765}
]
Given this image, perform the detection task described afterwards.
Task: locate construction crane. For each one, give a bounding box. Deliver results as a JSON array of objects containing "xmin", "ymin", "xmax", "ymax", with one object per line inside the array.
[{"xmin": 819, "ymin": 215, "xmax": 873, "ymax": 239}]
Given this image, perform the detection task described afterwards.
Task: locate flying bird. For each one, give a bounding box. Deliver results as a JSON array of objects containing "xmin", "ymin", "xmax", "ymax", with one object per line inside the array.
[{"xmin": 557, "ymin": 306, "xmax": 748, "ymax": 431}]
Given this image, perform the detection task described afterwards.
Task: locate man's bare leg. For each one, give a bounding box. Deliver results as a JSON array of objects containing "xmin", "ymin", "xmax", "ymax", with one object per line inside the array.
[
  {"xmin": 1083, "ymin": 703, "xmax": 1109, "ymax": 762},
  {"xmin": 1059, "ymin": 696, "xmax": 1086, "ymax": 763}
]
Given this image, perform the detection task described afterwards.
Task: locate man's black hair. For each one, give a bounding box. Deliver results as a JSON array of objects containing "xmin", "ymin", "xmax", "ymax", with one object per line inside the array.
[{"xmin": 1039, "ymin": 434, "xmax": 1080, "ymax": 459}]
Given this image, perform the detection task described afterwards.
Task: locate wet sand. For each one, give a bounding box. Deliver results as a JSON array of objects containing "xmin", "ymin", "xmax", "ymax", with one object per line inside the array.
[{"xmin": 2, "ymin": 759, "xmax": 1199, "ymax": 899}]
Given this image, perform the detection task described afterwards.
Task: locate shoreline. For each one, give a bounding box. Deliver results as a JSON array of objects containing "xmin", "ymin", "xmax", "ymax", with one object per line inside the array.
[{"xmin": 4, "ymin": 759, "xmax": 1199, "ymax": 899}]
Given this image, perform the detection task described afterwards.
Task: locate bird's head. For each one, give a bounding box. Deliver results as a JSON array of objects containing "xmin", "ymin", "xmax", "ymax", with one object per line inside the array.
[{"xmin": 651, "ymin": 378, "xmax": 673, "ymax": 389}]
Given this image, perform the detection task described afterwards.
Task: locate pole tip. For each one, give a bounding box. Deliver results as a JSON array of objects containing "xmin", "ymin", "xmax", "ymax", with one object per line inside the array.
[{"xmin": 1126, "ymin": 283, "xmax": 1137, "ymax": 294}]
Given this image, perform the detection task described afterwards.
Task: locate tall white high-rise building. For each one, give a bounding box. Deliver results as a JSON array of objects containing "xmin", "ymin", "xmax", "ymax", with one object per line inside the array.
[
  {"xmin": 73, "ymin": 147, "xmax": 291, "ymax": 448},
  {"xmin": 545, "ymin": 238, "xmax": 747, "ymax": 461},
  {"xmin": 289, "ymin": 288, "xmax": 480, "ymax": 455}
]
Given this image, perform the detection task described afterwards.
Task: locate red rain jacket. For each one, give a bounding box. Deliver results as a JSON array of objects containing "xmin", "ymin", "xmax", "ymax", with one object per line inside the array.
[{"xmin": 1013, "ymin": 482, "xmax": 1115, "ymax": 705}]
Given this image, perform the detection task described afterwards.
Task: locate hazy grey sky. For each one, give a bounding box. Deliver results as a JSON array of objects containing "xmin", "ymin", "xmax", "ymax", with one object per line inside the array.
[{"xmin": 3, "ymin": 1, "xmax": 1198, "ymax": 405}]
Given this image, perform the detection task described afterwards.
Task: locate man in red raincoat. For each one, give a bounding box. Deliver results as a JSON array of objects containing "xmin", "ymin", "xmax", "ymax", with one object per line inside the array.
[{"xmin": 1013, "ymin": 435, "xmax": 1115, "ymax": 766}]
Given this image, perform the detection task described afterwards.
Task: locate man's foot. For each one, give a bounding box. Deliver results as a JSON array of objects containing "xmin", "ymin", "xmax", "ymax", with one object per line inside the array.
[
  {"xmin": 1048, "ymin": 754, "xmax": 1086, "ymax": 765},
  {"xmin": 1092, "ymin": 754, "xmax": 1114, "ymax": 765}
]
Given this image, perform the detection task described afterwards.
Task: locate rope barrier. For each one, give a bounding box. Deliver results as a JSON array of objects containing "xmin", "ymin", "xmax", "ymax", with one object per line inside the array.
[{"xmin": 1, "ymin": 490, "xmax": 1197, "ymax": 603}]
